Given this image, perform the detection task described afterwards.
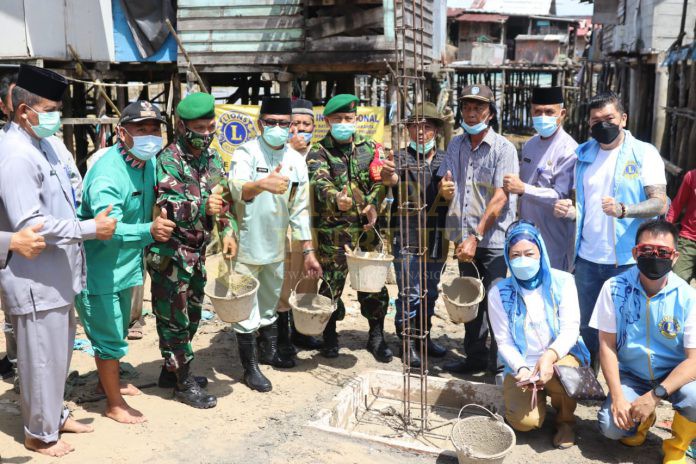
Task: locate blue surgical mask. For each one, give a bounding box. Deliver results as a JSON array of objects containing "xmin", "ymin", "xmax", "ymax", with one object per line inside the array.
[
  {"xmin": 28, "ymin": 107, "xmax": 61, "ymax": 138},
  {"xmin": 462, "ymin": 121, "xmax": 487, "ymax": 135},
  {"xmin": 532, "ymin": 115, "xmax": 559, "ymax": 138},
  {"xmin": 129, "ymin": 134, "xmax": 163, "ymax": 161},
  {"xmin": 408, "ymin": 139, "xmax": 435, "ymax": 154},
  {"xmin": 262, "ymin": 125, "xmax": 290, "ymax": 148},
  {"xmin": 290, "ymin": 131, "xmax": 313, "ymax": 144},
  {"xmin": 509, "ymin": 256, "xmax": 541, "ymax": 281},
  {"xmin": 330, "ymin": 123, "xmax": 356, "ymax": 142}
]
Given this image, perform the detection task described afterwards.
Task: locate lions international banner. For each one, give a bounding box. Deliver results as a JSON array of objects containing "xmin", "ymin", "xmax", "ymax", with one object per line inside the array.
[{"xmin": 212, "ymin": 104, "xmax": 385, "ymax": 170}]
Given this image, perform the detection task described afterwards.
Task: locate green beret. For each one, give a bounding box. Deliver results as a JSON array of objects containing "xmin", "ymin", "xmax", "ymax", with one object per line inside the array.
[
  {"xmin": 176, "ymin": 92, "xmax": 216, "ymax": 120},
  {"xmin": 324, "ymin": 94, "xmax": 359, "ymax": 116}
]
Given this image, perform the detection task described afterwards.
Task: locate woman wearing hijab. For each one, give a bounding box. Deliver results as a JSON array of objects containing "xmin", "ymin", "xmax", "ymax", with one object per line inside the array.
[{"xmin": 489, "ymin": 221, "xmax": 590, "ymax": 449}]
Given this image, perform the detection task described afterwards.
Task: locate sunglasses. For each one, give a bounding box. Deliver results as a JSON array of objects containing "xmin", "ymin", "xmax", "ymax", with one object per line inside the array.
[
  {"xmin": 261, "ymin": 118, "xmax": 291, "ymax": 128},
  {"xmin": 505, "ymin": 219, "xmax": 537, "ymax": 238},
  {"xmin": 635, "ymin": 243, "xmax": 675, "ymax": 259}
]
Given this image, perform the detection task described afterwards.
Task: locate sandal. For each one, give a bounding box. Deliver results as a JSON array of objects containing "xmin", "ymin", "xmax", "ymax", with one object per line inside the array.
[{"xmin": 127, "ymin": 320, "xmax": 144, "ymax": 340}]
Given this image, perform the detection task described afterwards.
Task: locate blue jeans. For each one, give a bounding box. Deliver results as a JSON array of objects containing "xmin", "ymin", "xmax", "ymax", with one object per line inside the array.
[
  {"xmin": 598, "ymin": 370, "xmax": 696, "ymax": 439},
  {"xmin": 393, "ymin": 243, "xmax": 444, "ymax": 333},
  {"xmin": 574, "ymin": 257, "xmax": 633, "ymax": 357}
]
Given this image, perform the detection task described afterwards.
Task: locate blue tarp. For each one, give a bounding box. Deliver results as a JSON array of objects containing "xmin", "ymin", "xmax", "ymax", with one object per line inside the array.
[{"xmin": 113, "ymin": 0, "xmax": 176, "ymax": 63}]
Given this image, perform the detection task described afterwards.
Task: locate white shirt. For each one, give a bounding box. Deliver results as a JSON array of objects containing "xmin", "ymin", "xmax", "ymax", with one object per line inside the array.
[
  {"xmin": 488, "ymin": 277, "xmax": 581, "ymax": 373},
  {"xmin": 589, "ymin": 277, "xmax": 696, "ymax": 348},
  {"xmin": 578, "ymin": 143, "xmax": 666, "ymax": 264}
]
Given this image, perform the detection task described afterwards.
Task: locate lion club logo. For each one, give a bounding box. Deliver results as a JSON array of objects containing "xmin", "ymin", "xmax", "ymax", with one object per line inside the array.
[
  {"xmin": 624, "ymin": 161, "xmax": 639, "ymax": 179},
  {"xmin": 658, "ymin": 316, "xmax": 680, "ymax": 339},
  {"xmin": 217, "ymin": 110, "xmax": 257, "ymax": 155}
]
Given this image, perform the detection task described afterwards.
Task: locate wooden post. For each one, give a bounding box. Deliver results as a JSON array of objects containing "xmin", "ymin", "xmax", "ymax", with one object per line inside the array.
[{"xmin": 62, "ymin": 83, "xmax": 75, "ymax": 158}]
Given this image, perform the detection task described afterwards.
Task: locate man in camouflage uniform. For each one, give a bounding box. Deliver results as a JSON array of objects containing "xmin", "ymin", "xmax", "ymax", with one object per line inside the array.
[
  {"xmin": 307, "ymin": 94, "xmax": 392, "ymax": 362},
  {"xmin": 146, "ymin": 92, "xmax": 237, "ymax": 409}
]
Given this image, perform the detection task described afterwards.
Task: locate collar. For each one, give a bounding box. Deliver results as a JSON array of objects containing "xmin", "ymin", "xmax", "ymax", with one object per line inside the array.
[
  {"xmin": 8, "ymin": 122, "xmax": 41, "ymax": 149},
  {"xmin": 626, "ymin": 266, "xmax": 679, "ymax": 298},
  {"xmin": 259, "ymin": 136, "xmax": 286, "ymax": 156},
  {"xmin": 465, "ymin": 127, "xmax": 497, "ymax": 150},
  {"xmin": 321, "ymin": 133, "xmax": 367, "ymax": 150},
  {"xmin": 118, "ymin": 141, "xmax": 146, "ymax": 169},
  {"xmin": 539, "ymin": 125, "xmax": 565, "ymax": 142}
]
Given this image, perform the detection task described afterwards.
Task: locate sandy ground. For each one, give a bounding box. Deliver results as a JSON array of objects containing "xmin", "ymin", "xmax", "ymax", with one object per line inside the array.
[{"xmin": 0, "ymin": 272, "xmax": 692, "ymax": 464}]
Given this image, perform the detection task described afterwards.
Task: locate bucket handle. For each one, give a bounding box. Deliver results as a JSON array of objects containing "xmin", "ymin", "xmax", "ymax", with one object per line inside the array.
[
  {"xmin": 441, "ymin": 258, "xmax": 481, "ymax": 281},
  {"xmin": 353, "ymin": 225, "xmax": 386, "ymax": 255},
  {"xmin": 457, "ymin": 403, "xmax": 500, "ymax": 421},
  {"xmin": 292, "ymin": 277, "xmax": 336, "ymax": 308}
]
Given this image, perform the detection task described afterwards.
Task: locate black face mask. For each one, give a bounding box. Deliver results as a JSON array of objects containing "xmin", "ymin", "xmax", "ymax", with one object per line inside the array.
[
  {"xmin": 636, "ymin": 255, "xmax": 673, "ymax": 280},
  {"xmin": 590, "ymin": 121, "xmax": 621, "ymax": 145}
]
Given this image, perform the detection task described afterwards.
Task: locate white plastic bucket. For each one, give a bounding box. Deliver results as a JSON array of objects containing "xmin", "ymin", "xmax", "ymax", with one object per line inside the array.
[
  {"xmin": 450, "ymin": 404, "xmax": 516, "ymax": 464},
  {"xmin": 290, "ymin": 278, "xmax": 336, "ymax": 336},
  {"xmin": 441, "ymin": 261, "xmax": 485, "ymax": 324},
  {"xmin": 345, "ymin": 228, "xmax": 394, "ymax": 293}
]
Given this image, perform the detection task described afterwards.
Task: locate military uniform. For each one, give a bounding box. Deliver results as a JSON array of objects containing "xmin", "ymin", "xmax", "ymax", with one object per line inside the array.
[{"xmin": 307, "ymin": 94, "xmax": 391, "ymax": 361}]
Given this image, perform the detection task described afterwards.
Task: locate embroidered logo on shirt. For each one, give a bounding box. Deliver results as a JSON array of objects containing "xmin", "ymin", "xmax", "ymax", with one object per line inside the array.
[
  {"xmin": 658, "ymin": 316, "xmax": 680, "ymax": 339},
  {"xmin": 623, "ymin": 161, "xmax": 639, "ymax": 179}
]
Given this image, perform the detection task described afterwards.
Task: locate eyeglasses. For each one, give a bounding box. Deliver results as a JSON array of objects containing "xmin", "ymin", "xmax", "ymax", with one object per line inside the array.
[
  {"xmin": 261, "ymin": 118, "xmax": 291, "ymax": 128},
  {"xmin": 635, "ymin": 243, "xmax": 675, "ymax": 259},
  {"xmin": 505, "ymin": 219, "xmax": 537, "ymax": 238}
]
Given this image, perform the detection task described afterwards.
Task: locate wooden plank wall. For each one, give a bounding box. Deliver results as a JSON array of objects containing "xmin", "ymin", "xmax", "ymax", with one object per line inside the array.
[{"xmin": 177, "ymin": 0, "xmax": 436, "ymax": 72}]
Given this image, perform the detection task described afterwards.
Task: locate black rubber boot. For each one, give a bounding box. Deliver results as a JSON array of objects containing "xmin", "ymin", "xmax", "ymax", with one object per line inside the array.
[
  {"xmin": 0, "ymin": 356, "xmax": 13, "ymax": 380},
  {"xmin": 158, "ymin": 365, "xmax": 208, "ymax": 389},
  {"xmin": 426, "ymin": 315, "xmax": 447, "ymax": 358},
  {"xmin": 367, "ymin": 317, "xmax": 393, "ymax": 363},
  {"xmin": 174, "ymin": 362, "xmax": 217, "ymax": 409},
  {"xmin": 320, "ymin": 312, "xmax": 339, "ymax": 358},
  {"xmin": 258, "ymin": 322, "xmax": 296, "ymax": 368},
  {"xmin": 291, "ymin": 311, "xmax": 323, "ymax": 350},
  {"xmin": 237, "ymin": 332, "xmax": 272, "ymax": 392},
  {"xmin": 397, "ymin": 327, "xmax": 422, "ymax": 368},
  {"xmin": 277, "ymin": 312, "xmax": 298, "ymax": 358}
]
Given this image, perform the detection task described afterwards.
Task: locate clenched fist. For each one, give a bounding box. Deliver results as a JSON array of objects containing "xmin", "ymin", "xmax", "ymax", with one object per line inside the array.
[
  {"xmin": 206, "ymin": 193, "xmax": 224, "ymax": 216},
  {"xmin": 503, "ymin": 174, "xmax": 525, "ymax": 195},
  {"xmin": 601, "ymin": 196, "xmax": 622, "ymax": 218},
  {"xmin": 554, "ymin": 199, "xmax": 575, "ymax": 219}
]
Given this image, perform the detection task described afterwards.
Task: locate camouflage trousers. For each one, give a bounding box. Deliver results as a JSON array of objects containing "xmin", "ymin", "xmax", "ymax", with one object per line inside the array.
[
  {"xmin": 315, "ymin": 226, "xmax": 389, "ymax": 322},
  {"xmin": 146, "ymin": 253, "xmax": 206, "ymax": 371}
]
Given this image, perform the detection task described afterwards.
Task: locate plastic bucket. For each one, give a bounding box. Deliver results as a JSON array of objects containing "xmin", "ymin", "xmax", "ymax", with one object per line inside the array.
[
  {"xmin": 290, "ymin": 278, "xmax": 336, "ymax": 336},
  {"xmin": 441, "ymin": 261, "xmax": 485, "ymax": 324},
  {"xmin": 345, "ymin": 228, "xmax": 394, "ymax": 293},
  {"xmin": 450, "ymin": 404, "xmax": 516, "ymax": 464},
  {"xmin": 204, "ymin": 255, "xmax": 258, "ymax": 323}
]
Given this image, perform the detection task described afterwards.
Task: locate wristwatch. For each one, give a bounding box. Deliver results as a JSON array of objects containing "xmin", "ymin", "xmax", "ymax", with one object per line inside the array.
[
  {"xmin": 653, "ymin": 384, "xmax": 669, "ymax": 400},
  {"xmin": 471, "ymin": 231, "xmax": 484, "ymax": 242}
]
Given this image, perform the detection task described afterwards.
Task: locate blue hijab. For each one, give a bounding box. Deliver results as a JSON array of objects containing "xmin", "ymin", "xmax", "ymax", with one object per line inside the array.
[{"xmin": 497, "ymin": 222, "xmax": 590, "ymax": 371}]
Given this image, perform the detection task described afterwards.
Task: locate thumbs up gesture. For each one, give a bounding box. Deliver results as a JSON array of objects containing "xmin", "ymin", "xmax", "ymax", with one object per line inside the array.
[
  {"xmin": 10, "ymin": 222, "xmax": 46, "ymax": 259},
  {"xmin": 151, "ymin": 207, "xmax": 176, "ymax": 242},
  {"xmin": 381, "ymin": 149, "xmax": 398, "ymax": 186},
  {"xmin": 440, "ymin": 170, "xmax": 455, "ymax": 201},
  {"xmin": 262, "ymin": 163, "xmax": 290, "ymax": 195},
  {"xmin": 336, "ymin": 185, "xmax": 353, "ymax": 211},
  {"xmin": 95, "ymin": 204, "xmax": 117, "ymax": 240}
]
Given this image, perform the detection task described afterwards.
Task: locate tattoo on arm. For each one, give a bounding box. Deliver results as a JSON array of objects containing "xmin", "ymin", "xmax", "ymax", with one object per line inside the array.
[{"xmin": 624, "ymin": 185, "xmax": 667, "ymax": 219}]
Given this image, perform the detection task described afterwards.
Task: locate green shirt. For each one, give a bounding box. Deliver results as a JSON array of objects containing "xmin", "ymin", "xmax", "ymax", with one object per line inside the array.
[{"xmin": 79, "ymin": 143, "xmax": 155, "ymax": 294}]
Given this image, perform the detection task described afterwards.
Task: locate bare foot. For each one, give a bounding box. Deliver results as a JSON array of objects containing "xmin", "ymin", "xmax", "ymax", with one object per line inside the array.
[
  {"xmin": 60, "ymin": 416, "xmax": 95, "ymax": 434},
  {"xmin": 24, "ymin": 437, "xmax": 75, "ymax": 457},
  {"xmin": 105, "ymin": 403, "xmax": 148, "ymax": 424},
  {"xmin": 96, "ymin": 382, "xmax": 142, "ymax": 396}
]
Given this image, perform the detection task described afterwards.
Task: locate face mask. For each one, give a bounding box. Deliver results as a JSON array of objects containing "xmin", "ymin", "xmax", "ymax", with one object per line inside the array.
[
  {"xmin": 262, "ymin": 125, "xmax": 290, "ymax": 147},
  {"xmin": 408, "ymin": 139, "xmax": 436, "ymax": 154},
  {"xmin": 330, "ymin": 123, "xmax": 356, "ymax": 142},
  {"xmin": 591, "ymin": 121, "xmax": 621, "ymax": 145},
  {"xmin": 509, "ymin": 256, "xmax": 541, "ymax": 281},
  {"xmin": 462, "ymin": 121, "xmax": 487, "ymax": 135},
  {"xmin": 532, "ymin": 115, "xmax": 559, "ymax": 138},
  {"xmin": 298, "ymin": 132, "xmax": 313, "ymax": 144},
  {"xmin": 183, "ymin": 126, "xmax": 214, "ymax": 150},
  {"xmin": 636, "ymin": 255, "xmax": 673, "ymax": 280},
  {"xmin": 128, "ymin": 134, "xmax": 162, "ymax": 161},
  {"xmin": 28, "ymin": 107, "xmax": 61, "ymax": 138}
]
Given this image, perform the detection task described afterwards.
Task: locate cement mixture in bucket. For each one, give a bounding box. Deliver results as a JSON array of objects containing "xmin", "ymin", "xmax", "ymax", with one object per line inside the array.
[
  {"xmin": 452, "ymin": 417, "xmax": 513, "ymax": 457},
  {"xmin": 443, "ymin": 278, "xmax": 484, "ymax": 305}
]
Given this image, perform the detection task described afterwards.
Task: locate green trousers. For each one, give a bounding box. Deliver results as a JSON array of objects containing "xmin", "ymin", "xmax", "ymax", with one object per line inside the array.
[
  {"xmin": 75, "ymin": 288, "xmax": 132, "ymax": 360},
  {"xmin": 675, "ymin": 236, "xmax": 696, "ymax": 284}
]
